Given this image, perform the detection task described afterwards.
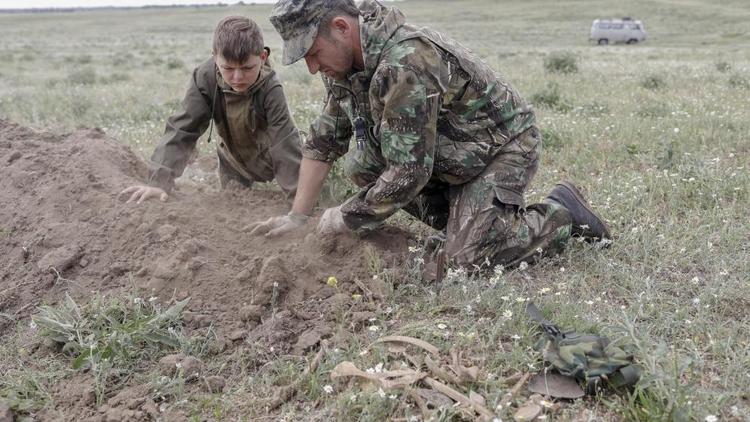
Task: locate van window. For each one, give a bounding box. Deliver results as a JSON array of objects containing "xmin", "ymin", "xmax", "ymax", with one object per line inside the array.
[
  {"xmin": 611, "ymin": 23, "xmax": 624, "ymax": 30},
  {"xmin": 598, "ymin": 22, "xmax": 611, "ymax": 29}
]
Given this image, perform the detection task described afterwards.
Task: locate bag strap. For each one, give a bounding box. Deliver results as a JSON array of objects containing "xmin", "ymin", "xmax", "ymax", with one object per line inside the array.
[{"xmin": 526, "ymin": 301, "xmax": 562, "ymax": 339}]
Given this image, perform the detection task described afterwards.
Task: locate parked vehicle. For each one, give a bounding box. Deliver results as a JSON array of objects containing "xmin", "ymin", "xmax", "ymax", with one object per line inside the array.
[{"xmin": 590, "ymin": 18, "xmax": 647, "ymax": 45}]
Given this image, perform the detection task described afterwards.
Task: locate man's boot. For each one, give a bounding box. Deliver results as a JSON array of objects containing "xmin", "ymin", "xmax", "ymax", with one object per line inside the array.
[{"xmin": 545, "ymin": 181, "xmax": 611, "ymax": 241}]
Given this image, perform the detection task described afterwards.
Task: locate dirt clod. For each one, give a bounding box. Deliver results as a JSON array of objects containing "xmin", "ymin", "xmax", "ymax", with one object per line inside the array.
[
  {"xmin": 239, "ymin": 304, "xmax": 264, "ymax": 322},
  {"xmin": 158, "ymin": 353, "xmax": 185, "ymax": 377},
  {"xmin": 180, "ymin": 356, "xmax": 203, "ymax": 380},
  {"xmin": 203, "ymin": 375, "xmax": 226, "ymax": 393},
  {"xmin": 37, "ymin": 244, "xmax": 81, "ymax": 272}
]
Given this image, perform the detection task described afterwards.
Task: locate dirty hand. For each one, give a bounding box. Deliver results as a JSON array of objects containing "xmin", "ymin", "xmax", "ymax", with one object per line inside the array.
[
  {"xmin": 317, "ymin": 206, "xmax": 348, "ymax": 235},
  {"xmin": 119, "ymin": 185, "xmax": 168, "ymax": 204},
  {"xmin": 245, "ymin": 212, "xmax": 309, "ymax": 237}
]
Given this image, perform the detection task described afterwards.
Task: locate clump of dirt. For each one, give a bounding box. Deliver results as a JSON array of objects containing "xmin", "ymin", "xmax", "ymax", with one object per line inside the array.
[{"xmin": 0, "ymin": 119, "xmax": 413, "ymax": 418}]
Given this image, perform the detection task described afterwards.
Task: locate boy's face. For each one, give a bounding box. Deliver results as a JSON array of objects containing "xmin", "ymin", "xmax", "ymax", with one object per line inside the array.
[{"xmin": 214, "ymin": 50, "xmax": 268, "ymax": 92}]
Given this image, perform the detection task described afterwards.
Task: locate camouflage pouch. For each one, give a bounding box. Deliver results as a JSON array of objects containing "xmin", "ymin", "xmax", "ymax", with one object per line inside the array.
[{"xmin": 526, "ymin": 302, "xmax": 642, "ymax": 394}]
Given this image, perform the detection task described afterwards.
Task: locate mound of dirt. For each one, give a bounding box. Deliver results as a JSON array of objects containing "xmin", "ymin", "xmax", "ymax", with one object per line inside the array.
[{"xmin": 0, "ymin": 118, "xmax": 412, "ymax": 351}]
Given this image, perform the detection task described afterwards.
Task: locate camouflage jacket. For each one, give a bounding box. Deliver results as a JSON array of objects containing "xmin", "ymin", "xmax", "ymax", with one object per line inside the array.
[
  {"xmin": 302, "ymin": 0, "xmax": 535, "ymax": 230},
  {"xmin": 149, "ymin": 56, "xmax": 301, "ymax": 195}
]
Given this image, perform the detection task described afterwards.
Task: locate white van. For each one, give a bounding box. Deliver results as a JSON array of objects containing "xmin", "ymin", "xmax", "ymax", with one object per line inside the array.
[{"xmin": 590, "ymin": 18, "xmax": 647, "ymax": 45}]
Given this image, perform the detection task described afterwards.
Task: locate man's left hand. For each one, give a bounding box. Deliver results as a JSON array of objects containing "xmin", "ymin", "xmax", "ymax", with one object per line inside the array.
[{"xmin": 317, "ymin": 206, "xmax": 348, "ymax": 235}]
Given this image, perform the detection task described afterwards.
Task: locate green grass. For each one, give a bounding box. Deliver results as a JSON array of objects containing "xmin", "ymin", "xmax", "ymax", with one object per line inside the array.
[{"xmin": 1, "ymin": 0, "xmax": 749, "ymax": 420}]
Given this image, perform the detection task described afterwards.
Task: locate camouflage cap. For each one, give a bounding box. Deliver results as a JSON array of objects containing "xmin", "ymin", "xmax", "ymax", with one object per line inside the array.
[{"xmin": 269, "ymin": 0, "xmax": 356, "ymax": 65}]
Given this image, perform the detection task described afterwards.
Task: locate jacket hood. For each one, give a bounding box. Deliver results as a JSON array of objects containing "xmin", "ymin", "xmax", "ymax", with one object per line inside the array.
[{"xmin": 358, "ymin": 0, "xmax": 406, "ymax": 80}]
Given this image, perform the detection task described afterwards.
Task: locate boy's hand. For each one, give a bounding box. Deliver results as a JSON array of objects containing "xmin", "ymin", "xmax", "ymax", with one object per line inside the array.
[
  {"xmin": 119, "ymin": 185, "xmax": 168, "ymax": 204},
  {"xmin": 245, "ymin": 213, "xmax": 309, "ymax": 237},
  {"xmin": 317, "ymin": 206, "xmax": 348, "ymax": 235}
]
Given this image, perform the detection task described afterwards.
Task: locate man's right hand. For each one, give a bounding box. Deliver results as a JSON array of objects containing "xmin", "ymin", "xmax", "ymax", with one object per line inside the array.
[
  {"xmin": 245, "ymin": 213, "xmax": 309, "ymax": 237},
  {"xmin": 119, "ymin": 185, "xmax": 168, "ymax": 204}
]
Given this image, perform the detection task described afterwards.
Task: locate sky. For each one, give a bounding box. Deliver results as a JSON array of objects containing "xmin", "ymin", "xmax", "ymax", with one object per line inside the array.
[{"xmin": 0, "ymin": 0, "xmax": 274, "ymax": 9}]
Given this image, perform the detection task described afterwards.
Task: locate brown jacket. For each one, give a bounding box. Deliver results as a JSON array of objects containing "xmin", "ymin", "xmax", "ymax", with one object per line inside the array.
[{"xmin": 148, "ymin": 56, "xmax": 301, "ymax": 197}]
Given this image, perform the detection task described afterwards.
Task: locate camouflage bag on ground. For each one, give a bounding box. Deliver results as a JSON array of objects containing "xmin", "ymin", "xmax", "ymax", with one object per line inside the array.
[{"xmin": 526, "ymin": 302, "xmax": 642, "ymax": 394}]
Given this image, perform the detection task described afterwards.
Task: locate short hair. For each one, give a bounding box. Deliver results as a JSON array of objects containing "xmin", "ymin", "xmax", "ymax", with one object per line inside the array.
[
  {"xmin": 317, "ymin": 2, "xmax": 360, "ymax": 39},
  {"xmin": 213, "ymin": 16, "xmax": 264, "ymax": 63}
]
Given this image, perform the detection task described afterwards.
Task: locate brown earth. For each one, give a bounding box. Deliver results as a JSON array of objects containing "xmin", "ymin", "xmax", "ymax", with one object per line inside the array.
[{"xmin": 0, "ymin": 119, "xmax": 413, "ymax": 420}]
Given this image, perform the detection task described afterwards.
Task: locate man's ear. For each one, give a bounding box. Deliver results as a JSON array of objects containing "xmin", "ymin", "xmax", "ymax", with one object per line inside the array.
[{"xmin": 330, "ymin": 16, "xmax": 352, "ymax": 37}]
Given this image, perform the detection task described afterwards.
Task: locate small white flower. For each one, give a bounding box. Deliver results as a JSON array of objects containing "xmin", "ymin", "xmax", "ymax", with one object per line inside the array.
[
  {"xmin": 149, "ymin": 296, "xmax": 158, "ymax": 302},
  {"xmin": 692, "ymin": 298, "xmax": 700, "ymax": 305},
  {"xmin": 586, "ymin": 300, "xmax": 594, "ymax": 305},
  {"xmin": 516, "ymin": 297, "xmax": 526, "ymax": 303},
  {"xmin": 29, "ymin": 321, "xmax": 37, "ymax": 330},
  {"xmin": 368, "ymin": 325, "xmax": 380, "ymax": 332},
  {"xmin": 704, "ymin": 415, "xmax": 717, "ymax": 422},
  {"xmin": 539, "ymin": 287, "xmax": 551, "ymax": 294},
  {"xmin": 408, "ymin": 246, "xmax": 420, "ymax": 253},
  {"xmin": 503, "ymin": 310, "xmax": 513, "ymax": 318},
  {"xmin": 674, "ymin": 127, "xmax": 680, "ymax": 133},
  {"xmin": 437, "ymin": 323, "xmax": 448, "ymax": 330},
  {"xmin": 518, "ymin": 261, "xmax": 528, "ymax": 271},
  {"xmin": 378, "ymin": 388, "xmax": 386, "ymax": 398},
  {"xmin": 323, "ymin": 385, "xmax": 334, "ymax": 394},
  {"xmin": 511, "ymin": 334, "xmax": 521, "ymax": 340},
  {"xmin": 175, "ymin": 362, "xmax": 183, "ymax": 369},
  {"xmin": 500, "ymin": 296, "xmax": 510, "ymax": 301}
]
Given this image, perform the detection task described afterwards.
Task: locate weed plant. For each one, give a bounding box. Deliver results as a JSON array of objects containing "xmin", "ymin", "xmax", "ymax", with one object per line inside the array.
[{"xmin": 32, "ymin": 293, "xmax": 191, "ymax": 404}]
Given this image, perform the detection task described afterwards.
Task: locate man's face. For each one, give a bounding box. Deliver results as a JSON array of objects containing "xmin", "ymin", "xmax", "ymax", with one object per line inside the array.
[
  {"xmin": 303, "ymin": 30, "xmax": 355, "ymax": 81},
  {"xmin": 214, "ymin": 51, "xmax": 267, "ymax": 92}
]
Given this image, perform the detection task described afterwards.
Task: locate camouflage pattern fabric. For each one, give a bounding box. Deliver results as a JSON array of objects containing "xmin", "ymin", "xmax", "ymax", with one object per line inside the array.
[
  {"xmin": 527, "ymin": 302, "xmax": 642, "ymax": 394},
  {"xmin": 276, "ymin": 0, "xmax": 572, "ymax": 267}
]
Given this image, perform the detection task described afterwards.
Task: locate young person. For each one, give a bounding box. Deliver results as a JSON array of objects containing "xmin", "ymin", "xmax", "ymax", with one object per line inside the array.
[{"xmin": 121, "ymin": 16, "xmax": 302, "ymax": 204}]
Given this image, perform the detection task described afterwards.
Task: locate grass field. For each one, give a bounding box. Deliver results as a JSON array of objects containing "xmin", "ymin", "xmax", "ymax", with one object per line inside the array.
[{"xmin": 1, "ymin": 0, "xmax": 749, "ymax": 420}]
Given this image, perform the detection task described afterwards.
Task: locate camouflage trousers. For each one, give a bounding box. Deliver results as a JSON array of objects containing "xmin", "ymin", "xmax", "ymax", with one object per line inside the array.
[{"xmin": 344, "ymin": 126, "xmax": 572, "ymax": 268}]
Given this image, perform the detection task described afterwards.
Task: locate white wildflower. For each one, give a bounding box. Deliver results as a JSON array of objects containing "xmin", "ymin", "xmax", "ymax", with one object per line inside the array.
[{"xmin": 323, "ymin": 385, "xmax": 334, "ymax": 394}]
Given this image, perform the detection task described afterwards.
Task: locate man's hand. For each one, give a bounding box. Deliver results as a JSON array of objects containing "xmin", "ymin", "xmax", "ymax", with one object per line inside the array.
[
  {"xmin": 317, "ymin": 206, "xmax": 349, "ymax": 235},
  {"xmin": 119, "ymin": 185, "xmax": 168, "ymax": 204},
  {"xmin": 245, "ymin": 213, "xmax": 309, "ymax": 237}
]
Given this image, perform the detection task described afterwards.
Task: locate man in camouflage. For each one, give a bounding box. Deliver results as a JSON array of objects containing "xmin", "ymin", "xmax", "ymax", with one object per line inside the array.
[{"xmin": 249, "ymin": 0, "xmax": 611, "ymax": 268}]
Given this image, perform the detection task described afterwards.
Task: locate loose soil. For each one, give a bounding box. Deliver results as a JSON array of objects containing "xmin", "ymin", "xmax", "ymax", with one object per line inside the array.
[{"xmin": 0, "ymin": 119, "xmax": 413, "ymax": 420}]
